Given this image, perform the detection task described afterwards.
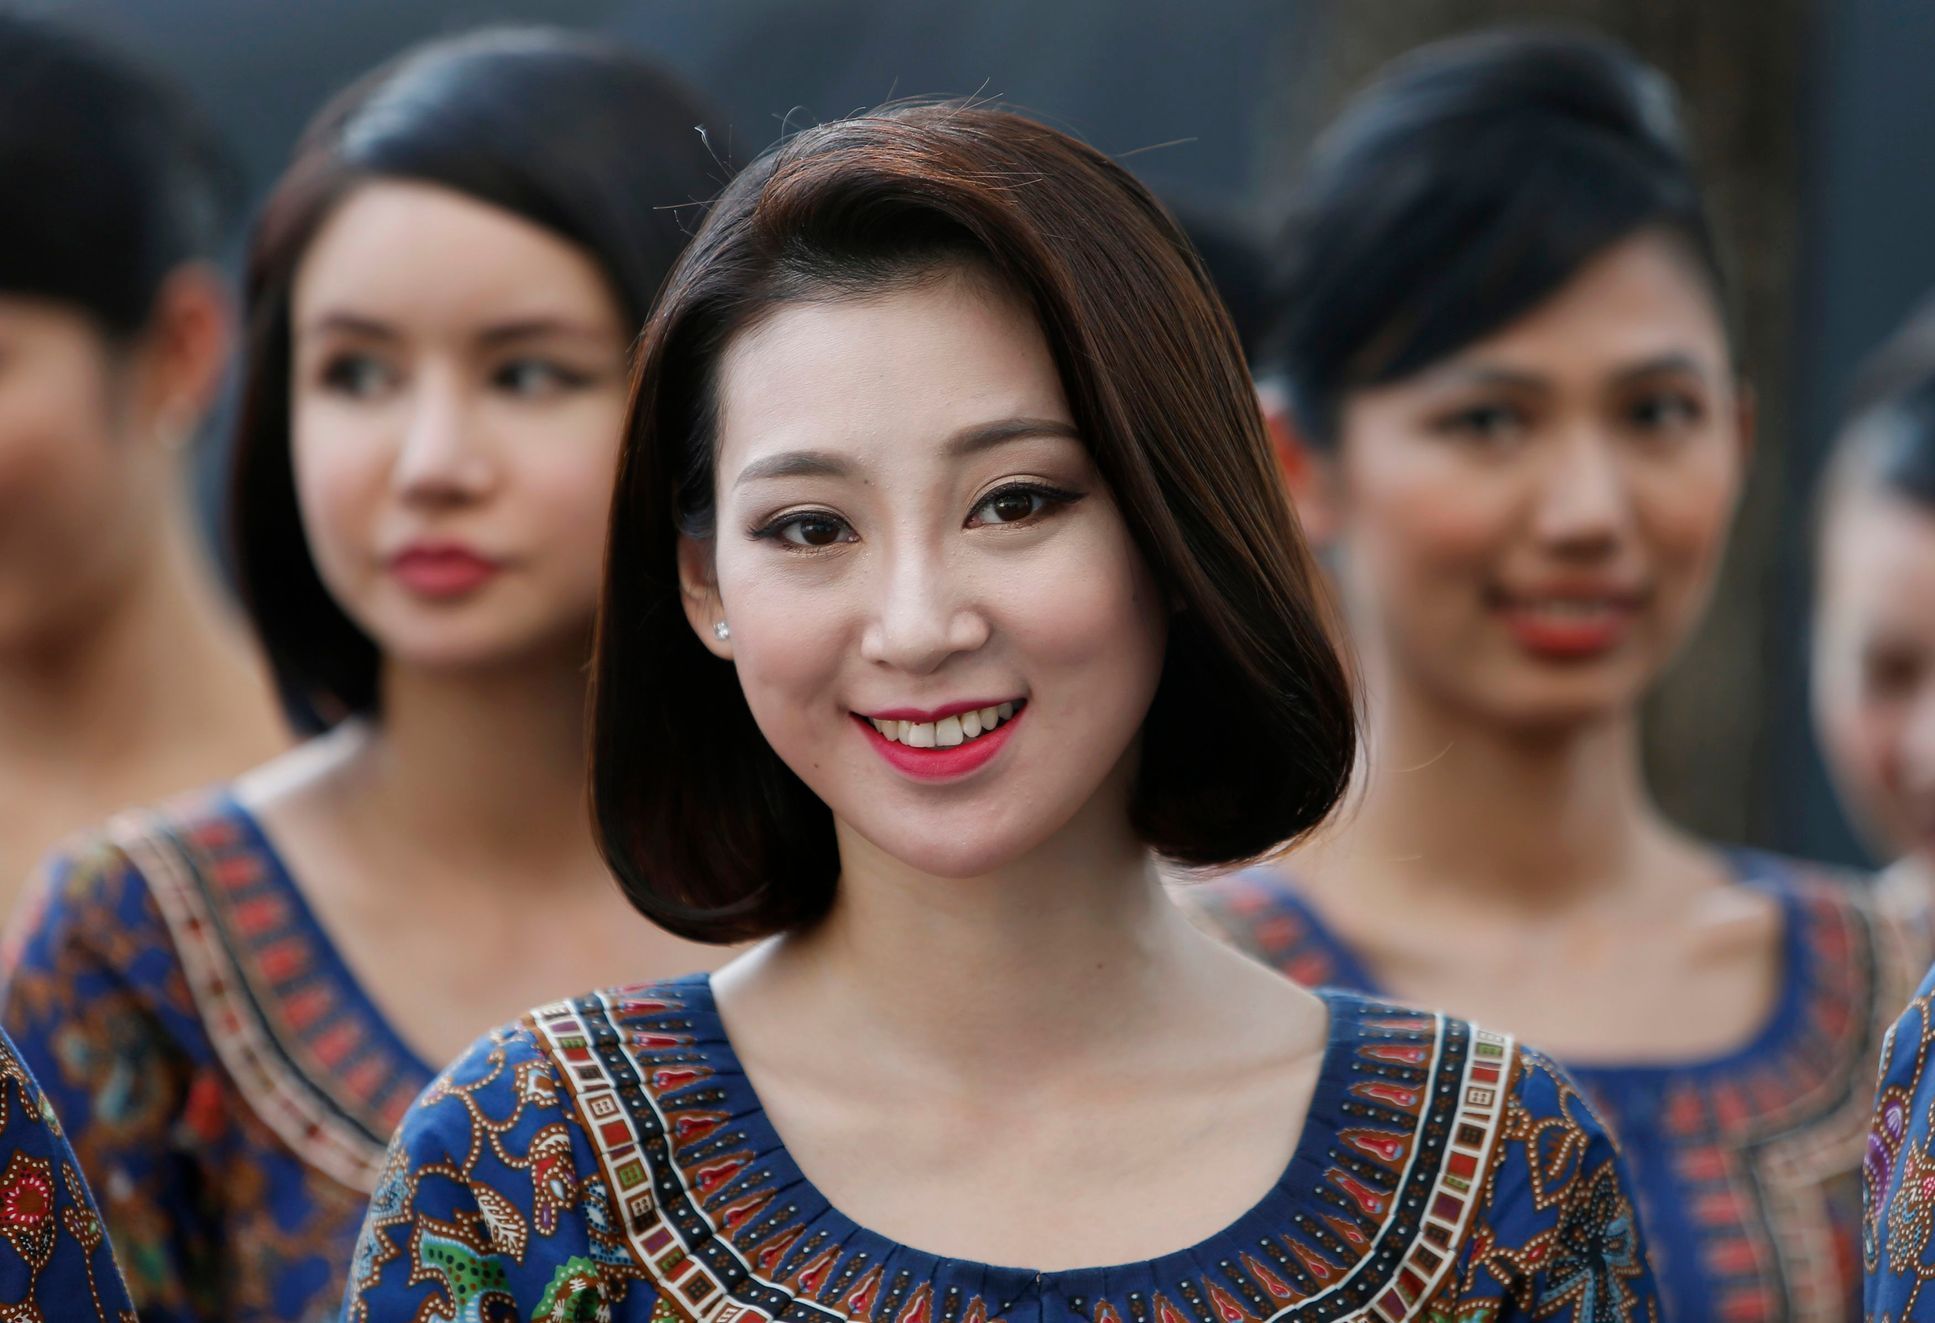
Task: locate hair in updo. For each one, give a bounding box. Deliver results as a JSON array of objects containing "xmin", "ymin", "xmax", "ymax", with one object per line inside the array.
[
  {"xmin": 1266, "ymin": 27, "xmax": 1730, "ymax": 447},
  {"xmin": 0, "ymin": 12, "xmax": 239, "ymax": 336},
  {"xmin": 1822, "ymin": 297, "xmax": 1935, "ymax": 517}
]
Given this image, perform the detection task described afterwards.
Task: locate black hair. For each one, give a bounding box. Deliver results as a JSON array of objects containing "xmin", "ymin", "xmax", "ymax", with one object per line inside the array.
[
  {"xmin": 1265, "ymin": 26, "xmax": 1729, "ymax": 446},
  {"xmin": 0, "ymin": 11, "xmax": 240, "ymax": 335},
  {"xmin": 1828, "ymin": 296, "xmax": 1935, "ymax": 511},
  {"xmin": 230, "ymin": 27, "xmax": 727, "ymax": 726}
]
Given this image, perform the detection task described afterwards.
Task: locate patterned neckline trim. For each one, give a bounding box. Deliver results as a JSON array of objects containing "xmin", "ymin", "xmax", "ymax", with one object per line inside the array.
[
  {"xmin": 107, "ymin": 790, "xmax": 439, "ymax": 1188},
  {"xmin": 529, "ymin": 974, "xmax": 1521, "ymax": 1321},
  {"xmin": 1219, "ymin": 849, "xmax": 1833, "ymax": 1086}
]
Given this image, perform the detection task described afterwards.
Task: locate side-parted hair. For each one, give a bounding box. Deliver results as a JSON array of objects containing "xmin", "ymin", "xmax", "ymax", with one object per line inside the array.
[
  {"xmin": 1266, "ymin": 27, "xmax": 1730, "ymax": 447},
  {"xmin": 229, "ymin": 27, "xmax": 725, "ymax": 726},
  {"xmin": 0, "ymin": 12, "xmax": 239, "ymax": 335},
  {"xmin": 591, "ymin": 103, "xmax": 1357, "ymax": 943}
]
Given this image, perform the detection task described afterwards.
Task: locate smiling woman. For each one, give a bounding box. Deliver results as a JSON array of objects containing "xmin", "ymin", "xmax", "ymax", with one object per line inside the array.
[
  {"xmin": 1186, "ymin": 29, "xmax": 1934, "ymax": 1323},
  {"xmin": 344, "ymin": 101, "xmax": 1664, "ymax": 1322}
]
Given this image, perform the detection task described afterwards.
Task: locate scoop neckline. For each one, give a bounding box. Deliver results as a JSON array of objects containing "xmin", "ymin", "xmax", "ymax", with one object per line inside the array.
[
  {"xmin": 677, "ymin": 971, "xmax": 1368, "ymax": 1288},
  {"xmin": 212, "ymin": 789, "xmax": 443, "ymax": 1087},
  {"xmin": 1264, "ymin": 847, "xmax": 1811, "ymax": 1083}
]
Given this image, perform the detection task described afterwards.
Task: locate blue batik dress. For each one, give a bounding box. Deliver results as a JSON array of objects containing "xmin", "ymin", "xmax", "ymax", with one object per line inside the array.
[
  {"xmin": 2, "ymin": 792, "xmax": 438, "ymax": 1322},
  {"xmin": 0, "ymin": 1023, "xmax": 135, "ymax": 1320},
  {"xmin": 341, "ymin": 974, "xmax": 1662, "ymax": 1322},
  {"xmin": 1189, "ymin": 851, "xmax": 1926, "ymax": 1323}
]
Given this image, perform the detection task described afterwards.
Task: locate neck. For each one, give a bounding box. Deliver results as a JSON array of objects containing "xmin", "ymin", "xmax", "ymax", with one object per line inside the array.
[
  {"xmin": 1317, "ymin": 663, "xmax": 1673, "ymax": 913},
  {"xmin": 357, "ymin": 646, "xmax": 596, "ymax": 884},
  {"xmin": 0, "ymin": 484, "xmax": 281, "ymax": 776},
  {"xmin": 765, "ymin": 781, "xmax": 1211, "ymax": 1079}
]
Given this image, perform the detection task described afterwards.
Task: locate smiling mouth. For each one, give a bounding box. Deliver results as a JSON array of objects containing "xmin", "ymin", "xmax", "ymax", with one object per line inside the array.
[{"xmin": 862, "ymin": 701, "xmax": 1022, "ymax": 749}]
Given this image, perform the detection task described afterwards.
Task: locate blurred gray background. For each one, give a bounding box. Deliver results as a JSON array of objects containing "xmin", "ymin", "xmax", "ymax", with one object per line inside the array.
[{"xmin": 18, "ymin": 0, "xmax": 1935, "ymax": 867}]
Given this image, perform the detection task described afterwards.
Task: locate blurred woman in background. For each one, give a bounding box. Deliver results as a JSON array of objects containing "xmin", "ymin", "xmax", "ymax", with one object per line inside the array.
[
  {"xmin": 3, "ymin": 27, "xmax": 728, "ymax": 1322},
  {"xmin": 1812, "ymin": 299, "xmax": 1935, "ymax": 912},
  {"xmin": 1829, "ymin": 303, "xmax": 1935, "ymax": 1317},
  {"xmin": 0, "ymin": 14, "xmax": 286, "ymax": 912},
  {"xmin": 1187, "ymin": 29, "xmax": 1928, "ymax": 1322}
]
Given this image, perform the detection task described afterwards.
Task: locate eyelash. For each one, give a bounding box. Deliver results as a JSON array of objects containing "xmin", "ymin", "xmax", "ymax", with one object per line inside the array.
[
  {"xmin": 747, "ymin": 480, "xmax": 1085, "ymax": 551},
  {"xmin": 312, "ymin": 354, "xmax": 598, "ymax": 399}
]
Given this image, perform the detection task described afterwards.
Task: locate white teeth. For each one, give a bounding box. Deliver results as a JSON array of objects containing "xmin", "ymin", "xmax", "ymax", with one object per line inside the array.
[{"xmin": 865, "ymin": 702, "xmax": 1022, "ymax": 748}]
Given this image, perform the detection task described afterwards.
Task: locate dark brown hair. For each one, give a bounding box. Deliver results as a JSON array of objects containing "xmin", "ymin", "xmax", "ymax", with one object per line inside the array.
[
  {"xmin": 591, "ymin": 103, "xmax": 1356, "ymax": 943},
  {"xmin": 228, "ymin": 28, "xmax": 723, "ymax": 726}
]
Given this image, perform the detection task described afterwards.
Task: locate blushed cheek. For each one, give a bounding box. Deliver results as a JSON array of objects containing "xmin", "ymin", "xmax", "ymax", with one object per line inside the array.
[
  {"xmin": 1004, "ymin": 528, "xmax": 1167, "ymax": 728},
  {"xmin": 717, "ymin": 558, "xmax": 858, "ymax": 768},
  {"xmin": 1347, "ymin": 479, "xmax": 1503, "ymax": 649},
  {"xmin": 291, "ymin": 415, "xmax": 386, "ymax": 600}
]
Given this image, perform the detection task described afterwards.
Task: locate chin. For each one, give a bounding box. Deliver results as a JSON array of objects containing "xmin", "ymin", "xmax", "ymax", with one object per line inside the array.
[{"xmin": 375, "ymin": 618, "xmax": 589, "ymax": 676}]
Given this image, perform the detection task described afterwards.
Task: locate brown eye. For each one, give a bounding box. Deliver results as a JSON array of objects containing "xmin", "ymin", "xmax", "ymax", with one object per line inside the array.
[
  {"xmin": 776, "ymin": 513, "xmax": 854, "ymax": 547},
  {"xmin": 987, "ymin": 489, "xmax": 1040, "ymax": 523}
]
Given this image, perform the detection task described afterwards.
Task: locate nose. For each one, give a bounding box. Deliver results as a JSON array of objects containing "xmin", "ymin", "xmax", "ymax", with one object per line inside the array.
[
  {"xmin": 1528, "ymin": 425, "xmax": 1630, "ymax": 556},
  {"xmin": 858, "ymin": 540, "xmax": 991, "ymax": 675},
  {"xmin": 390, "ymin": 364, "xmax": 495, "ymax": 506}
]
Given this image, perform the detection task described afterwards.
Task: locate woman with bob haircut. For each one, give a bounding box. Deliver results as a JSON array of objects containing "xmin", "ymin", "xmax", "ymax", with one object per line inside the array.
[
  {"xmin": 0, "ymin": 13, "xmax": 286, "ymax": 911},
  {"xmin": 4, "ymin": 27, "xmax": 727, "ymax": 1322},
  {"xmin": 344, "ymin": 101, "xmax": 1662, "ymax": 1322},
  {"xmin": 1186, "ymin": 28, "xmax": 1930, "ymax": 1322}
]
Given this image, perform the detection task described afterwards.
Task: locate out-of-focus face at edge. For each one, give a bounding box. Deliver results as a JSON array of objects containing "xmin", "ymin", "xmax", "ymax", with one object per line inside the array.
[
  {"xmin": 681, "ymin": 270, "xmax": 1169, "ymax": 879},
  {"xmin": 1317, "ymin": 230, "xmax": 1749, "ymax": 733},
  {"xmin": 290, "ymin": 181, "xmax": 631, "ymax": 677},
  {"xmin": 1813, "ymin": 485, "xmax": 1935, "ymax": 868},
  {"xmin": 0, "ymin": 284, "xmax": 218, "ymax": 650}
]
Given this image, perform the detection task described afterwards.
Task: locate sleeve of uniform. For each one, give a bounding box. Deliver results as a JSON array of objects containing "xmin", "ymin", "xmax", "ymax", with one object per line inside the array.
[
  {"xmin": 0, "ymin": 835, "xmax": 210, "ymax": 1322},
  {"xmin": 1865, "ymin": 960, "xmax": 1935, "ymax": 1320},
  {"xmin": 1451, "ymin": 1045, "xmax": 1664, "ymax": 1323},
  {"xmin": 342, "ymin": 1020, "xmax": 661, "ymax": 1322},
  {"xmin": 0, "ymin": 1024, "xmax": 138, "ymax": 1320}
]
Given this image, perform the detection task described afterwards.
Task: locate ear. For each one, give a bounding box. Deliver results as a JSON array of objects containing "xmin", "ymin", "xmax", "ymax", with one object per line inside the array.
[
  {"xmin": 1732, "ymin": 380, "xmax": 1759, "ymax": 473},
  {"xmin": 132, "ymin": 264, "xmax": 233, "ymax": 447},
  {"xmin": 1257, "ymin": 383, "xmax": 1341, "ymax": 547},
  {"xmin": 677, "ymin": 533, "xmax": 732, "ymax": 659}
]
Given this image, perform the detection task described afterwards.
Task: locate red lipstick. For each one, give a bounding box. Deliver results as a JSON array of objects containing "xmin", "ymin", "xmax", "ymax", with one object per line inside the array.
[
  {"xmin": 389, "ymin": 543, "xmax": 501, "ymax": 599},
  {"xmin": 854, "ymin": 700, "xmax": 1027, "ymax": 782},
  {"xmin": 1490, "ymin": 586, "xmax": 1644, "ymax": 661}
]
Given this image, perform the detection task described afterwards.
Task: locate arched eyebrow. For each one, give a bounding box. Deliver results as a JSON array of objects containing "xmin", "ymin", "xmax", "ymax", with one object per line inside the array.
[
  {"xmin": 733, "ymin": 417, "xmax": 1081, "ymax": 489},
  {"xmin": 1611, "ymin": 351, "xmax": 1713, "ymax": 386},
  {"xmin": 944, "ymin": 416, "xmax": 1081, "ymax": 458}
]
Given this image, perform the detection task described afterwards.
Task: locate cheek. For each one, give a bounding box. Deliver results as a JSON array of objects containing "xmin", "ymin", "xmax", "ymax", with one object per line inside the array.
[
  {"xmin": 1634, "ymin": 447, "xmax": 1740, "ymax": 576},
  {"xmin": 0, "ymin": 349, "xmax": 122, "ymax": 520},
  {"xmin": 500, "ymin": 409, "xmax": 625, "ymax": 585},
  {"xmin": 291, "ymin": 404, "xmax": 393, "ymax": 585},
  {"xmin": 1003, "ymin": 519, "xmax": 1166, "ymax": 689},
  {"xmin": 1341, "ymin": 455, "xmax": 1509, "ymax": 624}
]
